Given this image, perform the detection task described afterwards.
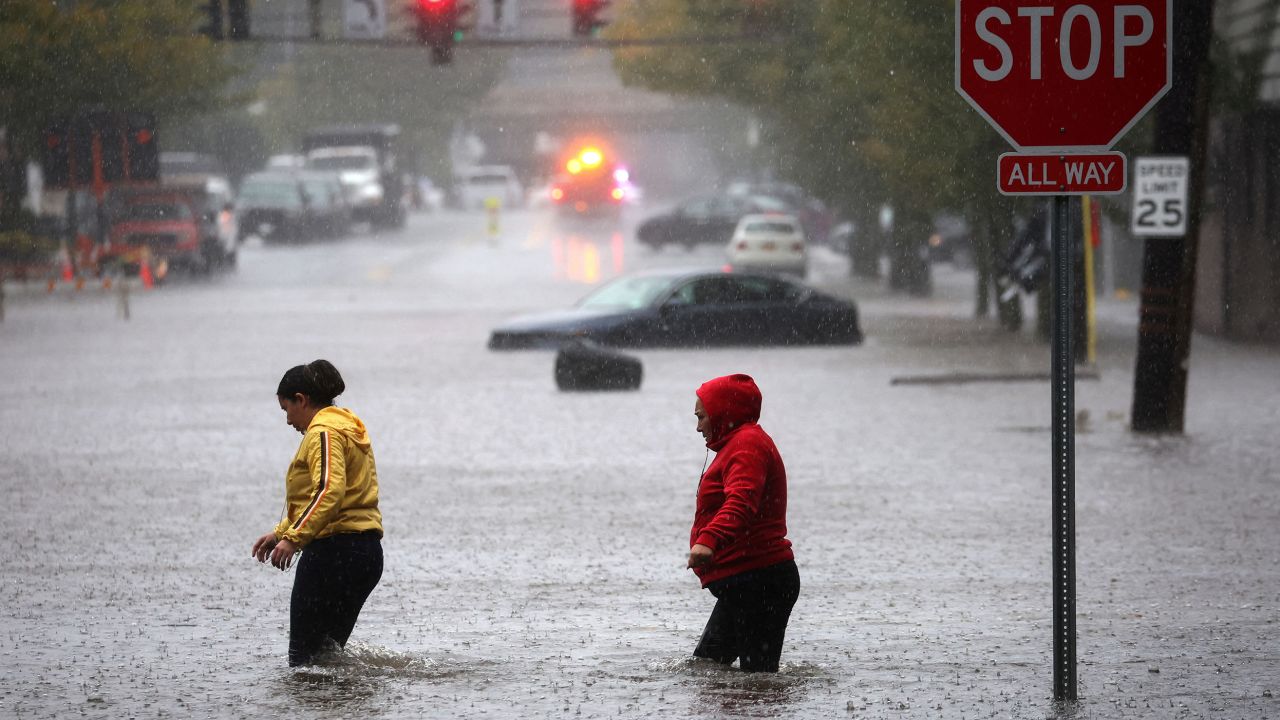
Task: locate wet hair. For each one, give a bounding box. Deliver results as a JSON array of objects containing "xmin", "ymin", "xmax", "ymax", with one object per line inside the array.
[{"xmin": 277, "ymin": 359, "xmax": 345, "ymax": 407}]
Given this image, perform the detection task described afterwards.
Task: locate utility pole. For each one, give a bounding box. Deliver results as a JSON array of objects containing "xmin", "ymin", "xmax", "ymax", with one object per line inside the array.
[{"xmin": 1130, "ymin": 0, "xmax": 1216, "ymax": 433}]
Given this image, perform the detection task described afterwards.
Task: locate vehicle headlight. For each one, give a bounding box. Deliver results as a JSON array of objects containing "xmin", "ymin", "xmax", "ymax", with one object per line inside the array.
[{"xmin": 357, "ymin": 184, "xmax": 384, "ymax": 202}]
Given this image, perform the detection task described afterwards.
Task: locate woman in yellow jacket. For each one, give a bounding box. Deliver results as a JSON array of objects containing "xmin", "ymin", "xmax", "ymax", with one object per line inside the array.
[{"xmin": 251, "ymin": 359, "xmax": 383, "ymax": 666}]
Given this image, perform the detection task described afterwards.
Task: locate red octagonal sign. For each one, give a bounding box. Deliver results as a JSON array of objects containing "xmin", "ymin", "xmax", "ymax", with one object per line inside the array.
[{"xmin": 956, "ymin": 0, "xmax": 1172, "ymax": 151}]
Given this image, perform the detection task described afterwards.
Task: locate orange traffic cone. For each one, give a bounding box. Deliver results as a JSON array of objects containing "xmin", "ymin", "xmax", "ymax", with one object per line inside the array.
[
  {"xmin": 59, "ymin": 241, "xmax": 74, "ymax": 282},
  {"xmin": 139, "ymin": 260, "xmax": 154, "ymax": 290}
]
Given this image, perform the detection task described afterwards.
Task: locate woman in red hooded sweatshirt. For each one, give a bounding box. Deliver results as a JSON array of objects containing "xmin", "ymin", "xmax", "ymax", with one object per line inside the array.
[{"xmin": 687, "ymin": 373, "xmax": 800, "ymax": 673}]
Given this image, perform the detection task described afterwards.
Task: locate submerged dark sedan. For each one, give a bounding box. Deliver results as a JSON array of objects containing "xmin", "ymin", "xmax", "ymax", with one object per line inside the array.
[{"xmin": 488, "ymin": 269, "xmax": 863, "ymax": 350}]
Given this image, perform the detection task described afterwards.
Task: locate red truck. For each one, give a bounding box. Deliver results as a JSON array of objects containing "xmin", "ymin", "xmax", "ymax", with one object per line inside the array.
[{"xmin": 104, "ymin": 185, "xmax": 237, "ymax": 275}]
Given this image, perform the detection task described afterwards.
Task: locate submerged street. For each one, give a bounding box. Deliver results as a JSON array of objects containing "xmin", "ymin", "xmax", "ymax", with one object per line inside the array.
[{"xmin": 1, "ymin": 205, "xmax": 1277, "ymax": 719}]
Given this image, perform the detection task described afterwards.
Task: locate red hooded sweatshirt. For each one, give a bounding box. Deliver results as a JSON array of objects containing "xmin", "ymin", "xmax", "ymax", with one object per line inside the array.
[{"xmin": 690, "ymin": 374, "xmax": 794, "ymax": 587}]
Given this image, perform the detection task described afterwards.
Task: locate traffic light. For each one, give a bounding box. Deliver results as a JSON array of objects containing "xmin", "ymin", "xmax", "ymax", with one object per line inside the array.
[
  {"xmin": 227, "ymin": 0, "xmax": 250, "ymax": 41},
  {"xmin": 572, "ymin": 0, "xmax": 608, "ymax": 36},
  {"xmin": 415, "ymin": 0, "xmax": 460, "ymax": 65},
  {"xmin": 198, "ymin": 0, "xmax": 224, "ymax": 40},
  {"xmin": 125, "ymin": 113, "xmax": 159, "ymax": 182},
  {"xmin": 41, "ymin": 120, "xmax": 70, "ymax": 189}
]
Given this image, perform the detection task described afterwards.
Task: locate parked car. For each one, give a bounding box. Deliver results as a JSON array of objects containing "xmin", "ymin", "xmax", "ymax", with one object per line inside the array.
[
  {"xmin": 306, "ymin": 146, "xmax": 384, "ymax": 226},
  {"xmin": 103, "ymin": 185, "xmax": 237, "ymax": 274},
  {"xmin": 454, "ymin": 165, "xmax": 524, "ymax": 209},
  {"xmin": 411, "ymin": 174, "xmax": 446, "ymax": 212},
  {"xmin": 237, "ymin": 171, "xmax": 324, "ymax": 242},
  {"xmin": 297, "ymin": 170, "xmax": 353, "ymax": 238},
  {"xmin": 928, "ymin": 212, "xmax": 972, "ymax": 265},
  {"xmin": 728, "ymin": 182, "xmax": 836, "ymax": 243},
  {"xmin": 488, "ymin": 268, "xmax": 862, "ymax": 350},
  {"xmin": 726, "ymin": 213, "xmax": 808, "ymax": 276},
  {"xmin": 636, "ymin": 194, "xmax": 790, "ymax": 250},
  {"xmin": 266, "ymin": 154, "xmax": 308, "ymax": 171}
]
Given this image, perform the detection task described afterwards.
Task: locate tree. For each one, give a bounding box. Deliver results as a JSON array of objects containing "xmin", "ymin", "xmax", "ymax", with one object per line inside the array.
[
  {"xmin": 609, "ymin": 0, "xmax": 1022, "ymax": 303},
  {"xmin": 0, "ymin": 0, "xmax": 237, "ymax": 228}
]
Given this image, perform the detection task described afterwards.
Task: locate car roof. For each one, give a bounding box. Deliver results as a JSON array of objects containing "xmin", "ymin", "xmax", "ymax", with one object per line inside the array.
[
  {"xmin": 242, "ymin": 171, "xmax": 301, "ymax": 184},
  {"xmin": 307, "ymin": 146, "xmax": 377, "ymax": 157},
  {"xmin": 610, "ymin": 266, "xmax": 806, "ymax": 287},
  {"xmin": 737, "ymin": 213, "xmax": 800, "ymax": 226}
]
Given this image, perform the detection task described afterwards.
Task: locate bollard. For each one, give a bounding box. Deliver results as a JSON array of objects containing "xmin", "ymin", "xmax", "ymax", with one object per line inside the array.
[
  {"xmin": 117, "ymin": 276, "xmax": 130, "ymax": 321},
  {"xmin": 485, "ymin": 197, "xmax": 501, "ymax": 243}
]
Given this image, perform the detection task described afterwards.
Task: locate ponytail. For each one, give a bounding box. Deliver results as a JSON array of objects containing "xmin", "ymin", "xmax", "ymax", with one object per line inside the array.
[{"xmin": 277, "ymin": 359, "xmax": 345, "ymax": 406}]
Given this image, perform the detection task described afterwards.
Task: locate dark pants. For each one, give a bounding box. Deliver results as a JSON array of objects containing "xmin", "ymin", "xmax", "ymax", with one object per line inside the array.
[
  {"xmin": 289, "ymin": 531, "xmax": 383, "ymax": 666},
  {"xmin": 693, "ymin": 559, "xmax": 800, "ymax": 672}
]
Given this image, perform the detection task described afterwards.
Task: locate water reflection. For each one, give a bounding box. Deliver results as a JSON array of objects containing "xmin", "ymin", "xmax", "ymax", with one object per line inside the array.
[{"xmin": 551, "ymin": 231, "xmax": 628, "ymax": 285}]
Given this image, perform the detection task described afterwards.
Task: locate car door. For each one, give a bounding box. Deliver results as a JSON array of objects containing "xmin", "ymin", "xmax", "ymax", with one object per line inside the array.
[
  {"xmin": 674, "ymin": 197, "xmax": 718, "ymax": 246},
  {"xmin": 658, "ymin": 276, "xmax": 757, "ymax": 346},
  {"xmin": 749, "ymin": 275, "xmax": 814, "ymax": 344}
]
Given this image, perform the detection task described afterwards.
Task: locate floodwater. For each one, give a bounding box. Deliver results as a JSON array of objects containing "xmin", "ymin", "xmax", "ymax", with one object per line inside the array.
[{"xmin": 1, "ymin": 209, "xmax": 1277, "ymax": 718}]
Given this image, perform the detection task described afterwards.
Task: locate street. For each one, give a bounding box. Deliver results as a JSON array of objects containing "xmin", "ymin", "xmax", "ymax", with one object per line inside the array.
[{"xmin": 1, "ymin": 203, "xmax": 1277, "ymax": 719}]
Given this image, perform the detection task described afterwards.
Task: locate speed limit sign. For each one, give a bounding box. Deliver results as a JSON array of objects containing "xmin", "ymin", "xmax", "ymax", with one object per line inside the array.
[{"xmin": 1132, "ymin": 156, "xmax": 1189, "ymax": 237}]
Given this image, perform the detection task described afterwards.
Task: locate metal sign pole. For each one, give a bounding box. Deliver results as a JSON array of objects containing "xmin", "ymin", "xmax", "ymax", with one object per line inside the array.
[{"xmin": 1050, "ymin": 194, "xmax": 1077, "ymax": 703}]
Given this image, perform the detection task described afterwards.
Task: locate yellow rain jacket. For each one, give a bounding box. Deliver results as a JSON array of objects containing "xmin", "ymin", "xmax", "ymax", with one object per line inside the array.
[{"xmin": 274, "ymin": 406, "xmax": 383, "ymax": 547}]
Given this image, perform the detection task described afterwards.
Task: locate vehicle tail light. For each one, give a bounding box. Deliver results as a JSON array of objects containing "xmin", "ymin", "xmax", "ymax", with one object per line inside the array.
[
  {"xmin": 551, "ymin": 187, "xmax": 564, "ymax": 201},
  {"xmin": 736, "ymin": 241, "xmax": 748, "ymax": 251},
  {"xmin": 610, "ymin": 187, "xmax": 625, "ymax": 201},
  {"xmin": 792, "ymin": 242, "xmax": 804, "ymax": 252}
]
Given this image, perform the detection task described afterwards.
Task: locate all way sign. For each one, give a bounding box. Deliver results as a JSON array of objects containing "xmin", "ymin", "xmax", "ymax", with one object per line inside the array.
[{"xmin": 997, "ymin": 152, "xmax": 1127, "ymax": 195}]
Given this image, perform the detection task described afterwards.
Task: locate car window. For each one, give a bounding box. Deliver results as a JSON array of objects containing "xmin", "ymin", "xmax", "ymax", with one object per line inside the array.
[
  {"xmin": 466, "ymin": 174, "xmax": 514, "ymax": 184},
  {"xmin": 753, "ymin": 275, "xmax": 808, "ymax": 302},
  {"xmin": 725, "ymin": 276, "xmax": 775, "ymax": 303},
  {"xmin": 742, "ymin": 221, "xmax": 799, "ymax": 235},
  {"xmin": 240, "ymin": 182, "xmax": 301, "ymax": 207},
  {"xmin": 681, "ymin": 276, "xmax": 753, "ymax": 305},
  {"xmin": 122, "ymin": 202, "xmax": 192, "ymax": 222},
  {"xmin": 301, "ymin": 179, "xmax": 336, "ymax": 205},
  {"xmin": 309, "ymin": 155, "xmax": 375, "ymax": 171},
  {"xmin": 679, "ymin": 197, "xmax": 715, "ymax": 218},
  {"xmin": 577, "ymin": 274, "xmax": 675, "ymax": 310}
]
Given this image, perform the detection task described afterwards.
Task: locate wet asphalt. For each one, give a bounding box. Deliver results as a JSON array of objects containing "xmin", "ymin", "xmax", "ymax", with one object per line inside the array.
[{"xmin": 1, "ymin": 207, "xmax": 1277, "ymax": 719}]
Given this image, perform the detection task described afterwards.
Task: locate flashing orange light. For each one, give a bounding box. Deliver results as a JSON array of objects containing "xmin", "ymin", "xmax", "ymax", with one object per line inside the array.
[
  {"xmin": 579, "ymin": 147, "xmax": 603, "ymax": 168},
  {"xmin": 566, "ymin": 158, "xmax": 583, "ymax": 174}
]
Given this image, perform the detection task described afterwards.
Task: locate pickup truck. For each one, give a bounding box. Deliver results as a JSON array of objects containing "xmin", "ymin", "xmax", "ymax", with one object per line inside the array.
[
  {"xmin": 302, "ymin": 125, "xmax": 406, "ymax": 228},
  {"xmin": 105, "ymin": 185, "xmax": 237, "ymax": 274}
]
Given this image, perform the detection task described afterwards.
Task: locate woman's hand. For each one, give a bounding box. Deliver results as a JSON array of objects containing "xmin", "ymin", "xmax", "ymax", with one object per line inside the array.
[
  {"xmin": 270, "ymin": 539, "xmax": 300, "ymax": 571},
  {"xmin": 687, "ymin": 543, "xmax": 713, "ymax": 569},
  {"xmin": 252, "ymin": 532, "xmax": 278, "ymax": 563}
]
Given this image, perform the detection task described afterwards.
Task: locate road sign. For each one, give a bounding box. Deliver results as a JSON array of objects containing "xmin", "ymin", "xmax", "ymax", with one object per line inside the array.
[
  {"xmin": 344, "ymin": 0, "xmax": 386, "ymax": 40},
  {"xmin": 998, "ymin": 152, "xmax": 1127, "ymax": 195},
  {"xmin": 956, "ymin": 0, "xmax": 1172, "ymax": 150},
  {"xmin": 1131, "ymin": 156, "xmax": 1189, "ymax": 236}
]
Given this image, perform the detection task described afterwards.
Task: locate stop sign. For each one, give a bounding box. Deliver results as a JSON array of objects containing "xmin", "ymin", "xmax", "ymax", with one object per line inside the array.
[{"xmin": 956, "ymin": 0, "xmax": 1172, "ymax": 150}]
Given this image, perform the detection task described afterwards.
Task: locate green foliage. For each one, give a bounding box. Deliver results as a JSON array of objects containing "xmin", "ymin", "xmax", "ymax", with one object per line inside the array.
[
  {"xmin": 0, "ymin": 229, "xmax": 59, "ymax": 265},
  {"xmin": 0, "ymin": 0, "xmax": 237, "ymax": 145},
  {"xmin": 608, "ymin": 0, "xmax": 1002, "ymax": 218}
]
